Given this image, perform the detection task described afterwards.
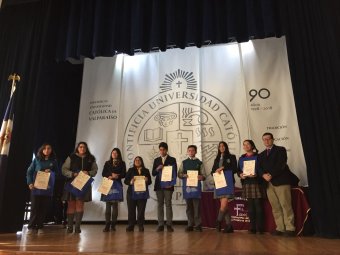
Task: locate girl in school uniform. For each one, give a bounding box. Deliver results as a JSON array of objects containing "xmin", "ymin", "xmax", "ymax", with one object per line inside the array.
[{"xmin": 211, "ymin": 141, "xmax": 237, "ymax": 233}]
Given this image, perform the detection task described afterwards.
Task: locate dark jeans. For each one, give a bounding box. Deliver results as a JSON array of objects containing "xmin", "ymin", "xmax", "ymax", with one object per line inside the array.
[{"xmin": 28, "ymin": 194, "xmax": 51, "ymax": 229}]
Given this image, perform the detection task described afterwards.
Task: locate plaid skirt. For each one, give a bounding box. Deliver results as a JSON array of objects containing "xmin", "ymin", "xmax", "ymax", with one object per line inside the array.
[{"xmin": 242, "ymin": 183, "xmax": 265, "ymax": 199}]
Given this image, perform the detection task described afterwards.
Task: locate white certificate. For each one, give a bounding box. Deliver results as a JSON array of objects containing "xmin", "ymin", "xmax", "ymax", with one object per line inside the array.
[
  {"xmin": 98, "ymin": 177, "xmax": 113, "ymax": 195},
  {"xmin": 161, "ymin": 166, "xmax": 173, "ymax": 182},
  {"xmin": 243, "ymin": 160, "xmax": 256, "ymax": 176},
  {"xmin": 213, "ymin": 172, "xmax": 227, "ymax": 189},
  {"xmin": 71, "ymin": 171, "xmax": 91, "ymax": 191},
  {"xmin": 134, "ymin": 176, "xmax": 146, "ymax": 192},
  {"xmin": 34, "ymin": 171, "xmax": 50, "ymax": 190},
  {"xmin": 186, "ymin": 170, "xmax": 198, "ymax": 187}
]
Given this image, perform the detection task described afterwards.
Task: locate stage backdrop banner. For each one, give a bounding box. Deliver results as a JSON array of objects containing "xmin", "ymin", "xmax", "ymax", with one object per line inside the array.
[{"xmin": 77, "ymin": 37, "xmax": 307, "ymax": 221}]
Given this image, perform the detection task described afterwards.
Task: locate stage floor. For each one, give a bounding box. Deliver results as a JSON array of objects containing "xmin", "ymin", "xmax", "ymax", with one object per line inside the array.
[{"xmin": 0, "ymin": 224, "xmax": 339, "ymax": 255}]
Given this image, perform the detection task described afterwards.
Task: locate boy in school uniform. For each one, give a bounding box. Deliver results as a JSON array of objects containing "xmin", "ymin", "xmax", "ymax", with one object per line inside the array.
[{"xmin": 178, "ymin": 145, "xmax": 206, "ymax": 232}]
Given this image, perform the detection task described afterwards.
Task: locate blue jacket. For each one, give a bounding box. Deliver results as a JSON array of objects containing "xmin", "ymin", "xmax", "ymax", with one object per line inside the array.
[{"xmin": 26, "ymin": 157, "xmax": 58, "ymax": 185}]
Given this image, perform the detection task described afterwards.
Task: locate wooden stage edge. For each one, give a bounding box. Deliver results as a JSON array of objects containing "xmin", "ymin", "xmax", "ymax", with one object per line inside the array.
[{"xmin": 1, "ymin": 224, "xmax": 340, "ymax": 255}]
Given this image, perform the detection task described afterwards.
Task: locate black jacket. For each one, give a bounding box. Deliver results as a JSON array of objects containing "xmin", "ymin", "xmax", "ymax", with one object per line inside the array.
[
  {"xmin": 152, "ymin": 155, "xmax": 177, "ymax": 191},
  {"xmin": 124, "ymin": 167, "xmax": 152, "ymax": 194},
  {"xmin": 258, "ymin": 145, "xmax": 291, "ymax": 186}
]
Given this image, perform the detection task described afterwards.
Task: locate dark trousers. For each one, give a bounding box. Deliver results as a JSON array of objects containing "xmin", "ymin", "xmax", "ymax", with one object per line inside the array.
[
  {"xmin": 186, "ymin": 198, "xmax": 201, "ymax": 227},
  {"xmin": 28, "ymin": 194, "xmax": 50, "ymax": 229},
  {"xmin": 105, "ymin": 201, "xmax": 119, "ymax": 225},
  {"xmin": 247, "ymin": 198, "xmax": 264, "ymax": 231},
  {"xmin": 156, "ymin": 190, "xmax": 174, "ymax": 226},
  {"xmin": 127, "ymin": 193, "xmax": 147, "ymax": 227}
]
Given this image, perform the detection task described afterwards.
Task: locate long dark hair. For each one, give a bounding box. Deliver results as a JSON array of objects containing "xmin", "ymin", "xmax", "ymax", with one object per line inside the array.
[
  {"xmin": 36, "ymin": 143, "xmax": 56, "ymax": 160},
  {"xmin": 133, "ymin": 156, "xmax": 145, "ymax": 169},
  {"xmin": 214, "ymin": 141, "xmax": 231, "ymax": 161},
  {"xmin": 109, "ymin": 148, "xmax": 123, "ymax": 162},
  {"xmin": 74, "ymin": 141, "xmax": 95, "ymax": 160},
  {"xmin": 243, "ymin": 139, "xmax": 259, "ymax": 155}
]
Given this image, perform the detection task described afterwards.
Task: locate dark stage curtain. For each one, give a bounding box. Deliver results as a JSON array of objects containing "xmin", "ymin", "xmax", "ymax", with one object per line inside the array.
[
  {"xmin": 0, "ymin": 0, "xmax": 82, "ymax": 232},
  {"xmin": 279, "ymin": 0, "xmax": 340, "ymax": 238},
  {"xmin": 56, "ymin": 0, "xmax": 283, "ymax": 60}
]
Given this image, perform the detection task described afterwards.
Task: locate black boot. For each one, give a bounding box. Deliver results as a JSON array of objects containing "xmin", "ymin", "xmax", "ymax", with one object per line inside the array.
[
  {"xmin": 74, "ymin": 212, "xmax": 83, "ymax": 234},
  {"xmin": 66, "ymin": 213, "xmax": 74, "ymax": 233},
  {"xmin": 223, "ymin": 210, "xmax": 234, "ymax": 233},
  {"xmin": 223, "ymin": 224, "xmax": 234, "ymax": 233},
  {"xmin": 216, "ymin": 210, "xmax": 225, "ymax": 232}
]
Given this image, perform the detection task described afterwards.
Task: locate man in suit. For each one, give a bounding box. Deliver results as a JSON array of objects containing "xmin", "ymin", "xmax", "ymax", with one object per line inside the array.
[
  {"xmin": 152, "ymin": 142, "xmax": 177, "ymax": 232},
  {"xmin": 258, "ymin": 133, "xmax": 295, "ymax": 237}
]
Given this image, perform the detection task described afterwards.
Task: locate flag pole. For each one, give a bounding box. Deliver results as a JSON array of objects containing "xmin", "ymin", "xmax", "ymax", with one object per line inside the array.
[{"xmin": 8, "ymin": 73, "xmax": 20, "ymax": 98}]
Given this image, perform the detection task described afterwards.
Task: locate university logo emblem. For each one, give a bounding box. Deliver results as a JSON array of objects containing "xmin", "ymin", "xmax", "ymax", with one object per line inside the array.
[{"xmin": 124, "ymin": 69, "xmax": 240, "ymax": 204}]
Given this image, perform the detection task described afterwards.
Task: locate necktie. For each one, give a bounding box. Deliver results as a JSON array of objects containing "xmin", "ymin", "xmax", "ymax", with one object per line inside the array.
[{"xmin": 267, "ymin": 148, "xmax": 271, "ymax": 156}]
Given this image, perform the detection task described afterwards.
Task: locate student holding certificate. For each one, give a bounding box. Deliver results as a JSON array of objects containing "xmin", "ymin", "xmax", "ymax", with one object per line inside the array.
[
  {"xmin": 211, "ymin": 141, "xmax": 237, "ymax": 233},
  {"xmin": 178, "ymin": 145, "xmax": 206, "ymax": 232},
  {"xmin": 62, "ymin": 142, "xmax": 98, "ymax": 234},
  {"xmin": 152, "ymin": 142, "xmax": 177, "ymax": 232},
  {"xmin": 237, "ymin": 140, "xmax": 265, "ymax": 234},
  {"xmin": 101, "ymin": 148, "xmax": 126, "ymax": 232},
  {"xmin": 124, "ymin": 156, "xmax": 151, "ymax": 232},
  {"xmin": 26, "ymin": 143, "xmax": 58, "ymax": 234}
]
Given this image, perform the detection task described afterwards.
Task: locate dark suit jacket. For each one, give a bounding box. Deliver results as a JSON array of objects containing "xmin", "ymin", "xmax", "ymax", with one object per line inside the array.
[
  {"xmin": 124, "ymin": 167, "xmax": 152, "ymax": 194},
  {"xmin": 258, "ymin": 145, "xmax": 291, "ymax": 186},
  {"xmin": 152, "ymin": 155, "xmax": 177, "ymax": 191}
]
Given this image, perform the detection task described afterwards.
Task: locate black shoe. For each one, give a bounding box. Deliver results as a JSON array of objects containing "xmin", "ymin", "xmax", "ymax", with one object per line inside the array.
[
  {"xmin": 66, "ymin": 227, "xmax": 73, "ymax": 233},
  {"xmin": 156, "ymin": 225, "xmax": 164, "ymax": 232},
  {"xmin": 284, "ymin": 230, "xmax": 295, "ymax": 237},
  {"xmin": 271, "ymin": 230, "xmax": 284, "ymax": 236},
  {"xmin": 194, "ymin": 226, "xmax": 203, "ymax": 232},
  {"xmin": 74, "ymin": 227, "xmax": 81, "ymax": 234},
  {"xmin": 167, "ymin": 225, "xmax": 174, "ymax": 232},
  {"xmin": 139, "ymin": 226, "xmax": 144, "ymax": 232},
  {"xmin": 111, "ymin": 225, "xmax": 116, "ymax": 231},
  {"xmin": 103, "ymin": 223, "xmax": 110, "ymax": 232},
  {"xmin": 185, "ymin": 226, "xmax": 194, "ymax": 232},
  {"xmin": 126, "ymin": 225, "xmax": 134, "ymax": 232},
  {"xmin": 248, "ymin": 229, "xmax": 256, "ymax": 234},
  {"xmin": 223, "ymin": 225, "xmax": 234, "ymax": 233},
  {"xmin": 215, "ymin": 221, "xmax": 222, "ymax": 232}
]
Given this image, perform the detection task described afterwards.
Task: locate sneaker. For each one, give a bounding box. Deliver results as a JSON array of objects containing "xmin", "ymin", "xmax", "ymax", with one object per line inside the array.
[
  {"xmin": 194, "ymin": 226, "xmax": 203, "ymax": 232},
  {"xmin": 74, "ymin": 227, "xmax": 81, "ymax": 234},
  {"xmin": 156, "ymin": 225, "xmax": 164, "ymax": 232},
  {"xmin": 185, "ymin": 226, "xmax": 194, "ymax": 232},
  {"xmin": 166, "ymin": 225, "xmax": 174, "ymax": 232},
  {"xmin": 66, "ymin": 227, "xmax": 73, "ymax": 233}
]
